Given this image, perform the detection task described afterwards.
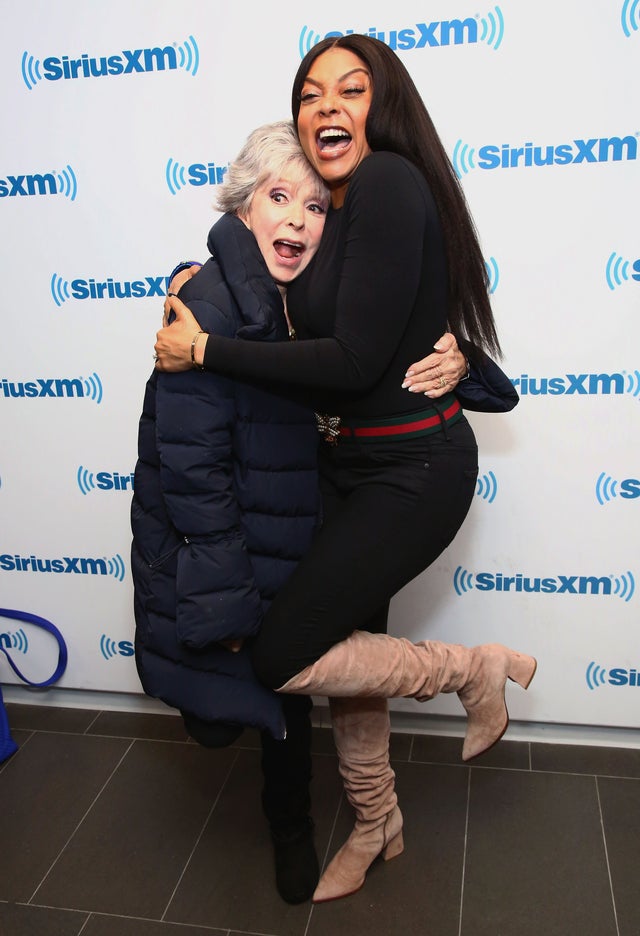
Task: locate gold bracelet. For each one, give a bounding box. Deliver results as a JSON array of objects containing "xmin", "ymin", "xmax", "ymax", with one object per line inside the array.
[{"xmin": 191, "ymin": 331, "xmax": 206, "ymax": 371}]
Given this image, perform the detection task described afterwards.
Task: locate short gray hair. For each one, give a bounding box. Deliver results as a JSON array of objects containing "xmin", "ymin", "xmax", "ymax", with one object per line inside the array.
[{"xmin": 215, "ymin": 120, "xmax": 328, "ymax": 215}]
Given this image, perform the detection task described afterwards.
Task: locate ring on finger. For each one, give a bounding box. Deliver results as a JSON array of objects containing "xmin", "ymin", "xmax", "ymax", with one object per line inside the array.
[{"xmin": 438, "ymin": 375, "xmax": 447, "ymax": 388}]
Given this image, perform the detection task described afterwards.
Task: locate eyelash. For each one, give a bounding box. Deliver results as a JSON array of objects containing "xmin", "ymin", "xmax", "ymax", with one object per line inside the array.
[
  {"xmin": 300, "ymin": 85, "xmax": 367, "ymax": 103},
  {"xmin": 270, "ymin": 191, "xmax": 326, "ymax": 215}
]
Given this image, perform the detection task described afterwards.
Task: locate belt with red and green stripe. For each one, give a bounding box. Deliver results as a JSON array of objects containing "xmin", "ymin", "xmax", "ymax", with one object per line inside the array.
[{"xmin": 316, "ymin": 394, "xmax": 462, "ymax": 444}]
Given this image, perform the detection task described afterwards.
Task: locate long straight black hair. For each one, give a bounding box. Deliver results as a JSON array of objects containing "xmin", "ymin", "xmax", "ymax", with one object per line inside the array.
[{"xmin": 291, "ymin": 35, "xmax": 501, "ymax": 359}]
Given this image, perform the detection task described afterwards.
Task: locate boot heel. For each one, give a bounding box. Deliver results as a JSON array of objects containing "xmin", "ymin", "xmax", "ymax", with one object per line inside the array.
[
  {"xmin": 382, "ymin": 830, "xmax": 404, "ymax": 862},
  {"xmin": 507, "ymin": 653, "xmax": 537, "ymax": 690}
]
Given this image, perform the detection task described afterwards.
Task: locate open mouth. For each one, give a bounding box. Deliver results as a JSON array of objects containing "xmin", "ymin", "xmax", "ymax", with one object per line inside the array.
[
  {"xmin": 317, "ymin": 128, "xmax": 352, "ymax": 153},
  {"xmin": 274, "ymin": 240, "xmax": 304, "ymax": 260}
]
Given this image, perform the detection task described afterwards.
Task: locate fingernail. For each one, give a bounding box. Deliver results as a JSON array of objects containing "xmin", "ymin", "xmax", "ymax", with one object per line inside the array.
[
  {"xmin": 433, "ymin": 342, "xmax": 443, "ymax": 351},
  {"xmin": 404, "ymin": 370, "xmax": 414, "ymax": 378},
  {"xmin": 401, "ymin": 380, "xmax": 409, "ymax": 389}
]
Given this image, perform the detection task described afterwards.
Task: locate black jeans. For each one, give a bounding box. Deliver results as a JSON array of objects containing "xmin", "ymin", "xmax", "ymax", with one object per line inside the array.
[{"xmin": 251, "ymin": 416, "xmax": 478, "ymax": 689}]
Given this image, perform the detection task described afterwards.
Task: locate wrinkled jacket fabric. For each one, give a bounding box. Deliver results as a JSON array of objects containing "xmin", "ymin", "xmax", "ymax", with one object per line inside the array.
[{"xmin": 131, "ymin": 214, "xmax": 320, "ymax": 739}]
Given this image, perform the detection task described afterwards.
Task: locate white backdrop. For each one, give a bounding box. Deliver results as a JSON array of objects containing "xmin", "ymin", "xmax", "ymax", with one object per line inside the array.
[{"xmin": 1, "ymin": 1, "xmax": 638, "ymax": 730}]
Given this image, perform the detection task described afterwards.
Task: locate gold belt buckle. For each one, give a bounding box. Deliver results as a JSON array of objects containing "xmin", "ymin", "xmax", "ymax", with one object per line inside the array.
[{"xmin": 315, "ymin": 413, "xmax": 341, "ymax": 444}]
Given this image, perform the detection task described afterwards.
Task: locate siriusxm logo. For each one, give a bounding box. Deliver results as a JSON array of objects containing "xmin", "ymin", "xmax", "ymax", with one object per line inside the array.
[
  {"xmin": 165, "ymin": 158, "xmax": 229, "ymax": 195},
  {"xmin": 77, "ymin": 466, "xmax": 134, "ymax": 495},
  {"xmin": 485, "ymin": 257, "xmax": 499, "ymax": 294},
  {"xmin": 51, "ymin": 273, "xmax": 170, "ymax": 306},
  {"xmin": 605, "ymin": 252, "xmax": 640, "ymax": 290},
  {"xmin": 0, "ymin": 628, "xmax": 28, "ymax": 654},
  {"xmin": 621, "ymin": 0, "xmax": 640, "ymax": 36},
  {"xmin": 586, "ymin": 661, "xmax": 640, "ymax": 689},
  {"xmin": 299, "ymin": 6, "xmax": 504, "ymax": 57},
  {"xmin": 454, "ymin": 567, "xmax": 635, "ymax": 601},
  {"xmin": 453, "ymin": 135, "xmax": 638, "ymax": 176},
  {"xmin": 99, "ymin": 634, "xmax": 134, "ymax": 660},
  {"xmin": 595, "ymin": 473, "xmax": 640, "ymax": 505},
  {"xmin": 0, "ymin": 373, "xmax": 103, "ymax": 403},
  {"xmin": 1, "ymin": 552, "xmax": 126, "ymax": 582},
  {"xmin": 510, "ymin": 370, "xmax": 640, "ymax": 397},
  {"xmin": 21, "ymin": 36, "xmax": 199, "ymax": 89},
  {"xmin": 0, "ymin": 165, "xmax": 77, "ymax": 200},
  {"xmin": 476, "ymin": 471, "xmax": 497, "ymax": 503}
]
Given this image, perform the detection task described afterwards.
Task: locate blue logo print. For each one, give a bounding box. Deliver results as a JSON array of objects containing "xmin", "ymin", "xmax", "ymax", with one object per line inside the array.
[
  {"xmin": 51, "ymin": 273, "xmax": 170, "ymax": 305},
  {"xmin": 0, "ymin": 627, "xmax": 28, "ymax": 654},
  {"xmin": 165, "ymin": 158, "xmax": 229, "ymax": 195},
  {"xmin": 453, "ymin": 135, "xmax": 638, "ymax": 176},
  {"xmin": 21, "ymin": 36, "xmax": 199, "ymax": 89},
  {"xmin": 0, "ymin": 373, "xmax": 103, "ymax": 403},
  {"xmin": 586, "ymin": 661, "xmax": 640, "ymax": 689},
  {"xmin": 77, "ymin": 466, "xmax": 135, "ymax": 495},
  {"xmin": 485, "ymin": 257, "xmax": 499, "ymax": 294},
  {"xmin": 476, "ymin": 471, "xmax": 497, "ymax": 503},
  {"xmin": 621, "ymin": 0, "xmax": 640, "ymax": 36},
  {"xmin": 299, "ymin": 7, "xmax": 504, "ymax": 57},
  {"xmin": 1, "ymin": 553, "xmax": 126, "ymax": 581},
  {"xmin": 453, "ymin": 567, "xmax": 636, "ymax": 601},
  {"xmin": 510, "ymin": 370, "xmax": 640, "ymax": 398},
  {"xmin": 605, "ymin": 252, "xmax": 640, "ymax": 290},
  {"xmin": 0, "ymin": 165, "xmax": 77, "ymax": 200},
  {"xmin": 595, "ymin": 473, "xmax": 640, "ymax": 504},
  {"xmin": 99, "ymin": 634, "xmax": 134, "ymax": 660}
]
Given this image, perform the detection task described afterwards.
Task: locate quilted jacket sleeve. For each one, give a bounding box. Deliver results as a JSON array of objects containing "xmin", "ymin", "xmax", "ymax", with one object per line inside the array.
[{"xmin": 154, "ymin": 296, "xmax": 263, "ymax": 649}]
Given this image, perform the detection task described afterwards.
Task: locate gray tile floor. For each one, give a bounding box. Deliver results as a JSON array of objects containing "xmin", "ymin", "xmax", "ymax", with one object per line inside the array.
[{"xmin": 1, "ymin": 702, "xmax": 639, "ymax": 936}]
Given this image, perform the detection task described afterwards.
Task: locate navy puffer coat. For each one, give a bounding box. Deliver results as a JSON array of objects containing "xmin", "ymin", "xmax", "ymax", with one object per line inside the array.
[{"xmin": 131, "ymin": 215, "xmax": 320, "ymax": 739}]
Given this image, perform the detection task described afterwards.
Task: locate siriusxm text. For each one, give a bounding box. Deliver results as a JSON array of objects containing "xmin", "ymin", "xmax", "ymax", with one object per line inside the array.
[
  {"xmin": 186, "ymin": 163, "xmax": 228, "ymax": 186},
  {"xmin": 324, "ymin": 20, "xmax": 478, "ymax": 49},
  {"xmin": 42, "ymin": 47, "xmax": 179, "ymax": 81},
  {"xmin": 2, "ymin": 554, "xmax": 113, "ymax": 575},
  {"xmin": 1, "ymin": 378, "xmax": 84, "ymax": 399},
  {"xmin": 94, "ymin": 472, "xmax": 135, "ymax": 491},
  {"xmin": 511, "ymin": 373, "xmax": 626, "ymax": 395},
  {"xmin": 475, "ymin": 574, "xmax": 617, "ymax": 594},
  {"xmin": 1, "ymin": 173, "xmax": 59, "ymax": 197},
  {"xmin": 69, "ymin": 277, "xmax": 170, "ymax": 300},
  {"xmin": 607, "ymin": 668, "xmax": 640, "ymax": 687},
  {"xmin": 477, "ymin": 136, "xmax": 637, "ymax": 169},
  {"xmin": 618, "ymin": 479, "xmax": 640, "ymax": 498}
]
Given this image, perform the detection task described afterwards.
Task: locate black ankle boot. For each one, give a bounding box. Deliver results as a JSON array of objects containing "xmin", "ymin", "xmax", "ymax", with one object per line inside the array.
[
  {"xmin": 261, "ymin": 695, "xmax": 319, "ymax": 903},
  {"xmin": 270, "ymin": 815, "xmax": 319, "ymax": 904}
]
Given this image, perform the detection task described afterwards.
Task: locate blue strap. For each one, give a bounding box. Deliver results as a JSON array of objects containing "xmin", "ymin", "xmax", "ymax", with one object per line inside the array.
[
  {"xmin": 0, "ymin": 682, "xmax": 18, "ymax": 762},
  {"xmin": 0, "ymin": 608, "xmax": 68, "ymax": 687}
]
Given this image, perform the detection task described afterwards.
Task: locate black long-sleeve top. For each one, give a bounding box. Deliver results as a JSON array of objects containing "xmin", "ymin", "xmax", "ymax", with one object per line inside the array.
[{"xmin": 203, "ymin": 151, "xmax": 449, "ymax": 418}]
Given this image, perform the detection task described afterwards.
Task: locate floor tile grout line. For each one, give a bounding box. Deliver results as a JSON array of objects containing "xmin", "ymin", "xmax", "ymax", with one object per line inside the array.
[
  {"xmin": 76, "ymin": 912, "xmax": 92, "ymax": 935},
  {"xmin": 13, "ymin": 725, "xmax": 193, "ymax": 745},
  {"xmin": 160, "ymin": 747, "xmax": 242, "ymax": 923},
  {"xmin": 457, "ymin": 767, "xmax": 471, "ymax": 936},
  {"xmin": 26, "ymin": 738, "xmax": 136, "ymax": 905},
  {"xmin": 595, "ymin": 776, "xmax": 621, "ymax": 936},
  {"xmin": 18, "ymin": 902, "xmax": 231, "ymax": 932},
  {"xmin": 83, "ymin": 710, "xmax": 103, "ymax": 734},
  {"xmin": 408, "ymin": 759, "xmax": 640, "ymax": 781},
  {"xmin": 0, "ymin": 729, "xmax": 35, "ymax": 772},
  {"xmin": 302, "ymin": 787, "xmax": 346, "ymax": 936}
]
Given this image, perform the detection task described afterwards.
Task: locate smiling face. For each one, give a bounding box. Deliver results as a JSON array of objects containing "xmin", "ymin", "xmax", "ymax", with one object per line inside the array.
[
  {"xmin": 238, "ymin": 165, "xmax": 328, "ymax": 287},
  {"xmin": 296, "ymin": 47, "xmax": 373, "ymax": 208}
]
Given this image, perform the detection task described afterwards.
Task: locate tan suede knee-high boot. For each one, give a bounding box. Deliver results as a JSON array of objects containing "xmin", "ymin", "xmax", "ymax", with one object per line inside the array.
[
  {"xmin": 313, "ymin": 698, "xmax": 403, "ymax": 903},
  {"xmin": 279, "ymin": 631, "xmax": 536, "ymax": 762}
]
